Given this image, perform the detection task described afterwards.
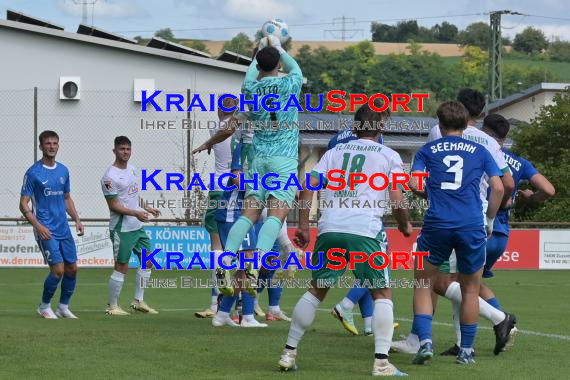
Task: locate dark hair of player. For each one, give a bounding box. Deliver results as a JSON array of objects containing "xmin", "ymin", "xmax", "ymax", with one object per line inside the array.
[
  {"xmin": 354, "ymin": 97, "xmax": 391, "ymax": 139},
  {"xmin": 39, "ymin": 130, "xmax": 59, "ymax": 145},
  {"xmin": 256, "ymin": 46, "xmax": 281, "ymax": 72},
  {"xmin": 114, "ymin": 136, "xmax": 132, "ymax": 147},
  {"xmin": 457, "ymin": 88, "xmax": 485, "ymax": 118},
  {"xmin": 437, "ymin": 101, "xmax": 469, "ymax": 132},
  {"xmin": 483, "ymin": 114, "xmax": 511, "ymax": 139}
]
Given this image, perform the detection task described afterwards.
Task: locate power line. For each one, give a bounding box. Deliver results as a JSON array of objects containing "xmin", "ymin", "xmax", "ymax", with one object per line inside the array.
[
  {"xmin": 112, "ymin": 12, "xmax": 570, "ymax": 36},
  {"xmin": 520, "ymin": 14, "xmax": 570, "ymax": 22},
  {"xmin": 325, "ymin": 16, "xmax": 363, "ymax": 41},
  {"xmin": 113, "ymin": 12, "xmax": 486, "ymax": 34}
]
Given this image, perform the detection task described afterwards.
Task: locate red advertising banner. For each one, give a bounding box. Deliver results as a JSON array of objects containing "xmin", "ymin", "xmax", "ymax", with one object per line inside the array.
[
  {"xmin": 493, "ymin": 229, "xmax": 540, "ymax": 270},
  {"xmin": 287, "ymin": 227, "xmax": 541, "ymax": 270}
]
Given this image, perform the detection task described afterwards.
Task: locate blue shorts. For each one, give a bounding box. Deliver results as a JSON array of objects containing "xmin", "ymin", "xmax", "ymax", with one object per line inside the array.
[
  {"xmin": 37, "ymin": 236, "xmax": 77, "ymax": 265},
  {"xmin": 417, "ymin": 228, "xmax": 486, "ymax": 275},
  {"xmin": 483, "ymin": 232, "xmax": 509, "ymax": 278}
]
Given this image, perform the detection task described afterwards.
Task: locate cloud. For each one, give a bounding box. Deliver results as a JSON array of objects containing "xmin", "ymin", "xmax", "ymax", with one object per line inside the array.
[
  {"xmin": 503, "ymin": 23, "xmax": 570, "ymax": 41},
  {"xmin": 56, "ymin": 0, "xmax": 148, "ymax": 19},
  {"xmin": 220, "ymin": 0, "xmax": 298, "ymax": 22}
]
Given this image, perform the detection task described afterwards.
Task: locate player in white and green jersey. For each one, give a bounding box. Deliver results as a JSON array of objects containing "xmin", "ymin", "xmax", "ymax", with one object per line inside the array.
[
  {"xmin": 193, "ymin": 36, "xmax": 303, "ymax": 291},
  {"xmin": 101, "ymin": 136, "xmax": 160, "ymax": 316},
  {"xmin": 278, "ymin": 102, "xmax": 412, "ymax": 377}
]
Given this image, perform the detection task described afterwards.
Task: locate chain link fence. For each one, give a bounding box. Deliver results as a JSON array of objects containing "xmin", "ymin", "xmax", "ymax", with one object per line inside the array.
[
  {"xmin": 2, "ymin": 88, "xmax": 568, "ymax": 228},
  {"xmin": 1, "ymin": 88, "xmax": 220, "ymax": 224}
]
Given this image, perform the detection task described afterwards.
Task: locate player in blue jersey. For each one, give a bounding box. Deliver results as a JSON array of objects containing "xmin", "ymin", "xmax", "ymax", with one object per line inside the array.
[
  {"xmin": 436, "ymin": 115, "xmax": 553, "ymax": 356},
  {"xmin": 194, "ymin": 36, "xmax": 303, "ymax": 292},
  {"xmin": 480, "ymin": 114, "xmax": 555, "ymax": 316},
  {"xmin": 393, "ymin": 88, "xmax": 516, "ymax": 356},
  {"xmin": 409, "ymin": 101, "xmax": 505, "ymax": 365},
  {"xmin": 19, "ymin": 130, "xmax": 84, "ymax": 319}
]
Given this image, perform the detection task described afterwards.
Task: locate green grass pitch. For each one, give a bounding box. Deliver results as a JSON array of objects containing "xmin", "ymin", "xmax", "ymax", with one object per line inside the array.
[{"xmin": 0, "ymin": 268, "xmax": 569, "ymax": 379}]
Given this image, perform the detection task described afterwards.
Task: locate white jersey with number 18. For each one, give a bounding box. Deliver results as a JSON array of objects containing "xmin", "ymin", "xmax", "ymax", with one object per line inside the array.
[{"xmin": 310, "ymin": 139, "xmax": 405, "ymax": 239}]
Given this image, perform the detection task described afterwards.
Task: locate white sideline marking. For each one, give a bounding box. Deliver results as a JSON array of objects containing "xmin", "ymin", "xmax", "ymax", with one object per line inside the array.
[
  {"xmin": 2, "ymin": 305, "xmax": 569, "ymax": 342},
  {"xmin": 321, "ymin": 310, "xmax": 570, "ymax": 342}
]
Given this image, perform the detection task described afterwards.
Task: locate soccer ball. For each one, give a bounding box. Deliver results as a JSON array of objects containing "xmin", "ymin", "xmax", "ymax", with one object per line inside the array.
[{"xmin": 261, "ymin": 18, "xmax": 290, "ymax": 45}]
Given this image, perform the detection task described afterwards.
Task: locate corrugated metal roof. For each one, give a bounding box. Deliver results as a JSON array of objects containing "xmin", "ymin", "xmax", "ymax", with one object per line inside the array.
[{"xmin": 0, "ymin": 18, "xmax": 247, "ymax": 73}]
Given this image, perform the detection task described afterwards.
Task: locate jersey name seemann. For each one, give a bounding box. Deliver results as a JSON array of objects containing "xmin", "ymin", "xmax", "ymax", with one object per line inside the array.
[{"xmin": 430, "ymin": 141, "xmax": 477, "ymax": 154}]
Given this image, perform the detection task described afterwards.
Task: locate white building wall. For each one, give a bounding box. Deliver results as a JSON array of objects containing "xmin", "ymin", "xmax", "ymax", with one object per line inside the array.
[
  {"xmin": 493, "ymin": 92, "xmax": 558, "ymax": 123},
  {"xmin": 0, "ymin": 25, "xmax": 245, "ymax": 220}
]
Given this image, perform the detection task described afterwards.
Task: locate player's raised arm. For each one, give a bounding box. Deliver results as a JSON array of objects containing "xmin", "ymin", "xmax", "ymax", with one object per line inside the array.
[
  {"xmin": 279, "ymin": 49, "xmax": 302, "ymax": 77},
  {"xmin": 192, "ymin": 117, "xmax": 239, "ymax": 154},
  {"xmin": 244, "ymin": 53, "xmax": 261, "ymax": 84}
]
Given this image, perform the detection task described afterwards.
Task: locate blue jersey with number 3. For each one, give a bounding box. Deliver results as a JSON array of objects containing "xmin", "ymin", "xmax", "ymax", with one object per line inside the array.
[{"xmin": 412, "ymin": 136, "xmax": 502, "ymax": 230}]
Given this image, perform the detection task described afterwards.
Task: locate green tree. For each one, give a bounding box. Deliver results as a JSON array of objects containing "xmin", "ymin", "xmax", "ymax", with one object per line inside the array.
[
  {"xmin": 457, "ymin": 22, "xmax": 490, "ymax": 50},
  {"xmin": 511, "ymin": 89, "xmax": 570, "ymax": 222},
  {"xmin": 133, "ymin": 35, "xmax": 144, "ymax": 44},
  {"xmin": 432, "ymin": 21, "xmax": 458, "ymax": 42},
  {"xmin": 222, "ymin": 32, "xmax": 254, "ymax": 56},
  {"xmin": 183, "ymin": 40, "xmax": 210, "ymax": 54},
  {"xmin": 370, "ymin": 22, "xmax": 397, "ymax": 42},
  {"xmin": 548, "ymin": 39, "xmax": 570, "ymax": 62},
  {"xmin": 457, "ymin": 46, "xmax": 488, "ymax": 89},
  {"xmin": 154, "ymin": 28, "xmax": 176, "ymax": 41},
  {"xmin": 513, "ymin": 27, "xmax": 548, "ymax": 55},
  {"xmin": 395, "ymin": 20, "xmax": 419, "ymax": 42},
  {"xmin": 502, "ymin": 65, "xmax": 558, "ymax": 96}
]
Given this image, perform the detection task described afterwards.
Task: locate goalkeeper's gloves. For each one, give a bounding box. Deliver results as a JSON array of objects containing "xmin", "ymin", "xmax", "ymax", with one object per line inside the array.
[{"xmin": 258, "ymin": 35, "xmax": 285, "ymax": 54}]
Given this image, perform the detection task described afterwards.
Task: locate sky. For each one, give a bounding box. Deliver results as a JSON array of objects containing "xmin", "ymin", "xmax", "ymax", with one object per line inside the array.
[{"xmin": 2, "ymin": 0, "xmax": 570, "ymax": 41}]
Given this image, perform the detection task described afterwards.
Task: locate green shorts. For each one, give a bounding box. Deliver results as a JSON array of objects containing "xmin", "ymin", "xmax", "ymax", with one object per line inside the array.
[
  {"xmin": 203, "ymin": 191, "xmax": 223, "ymax": 234},
  {"xmin": 439, "ymin": 251, "xmax": 457, "ymax": 274},
  {"xmin": 310, "ymin": 231, "xmax": 391, "ymax": 288},
  {"xmin": 110, "ymin": 228, "xmax": 151, "ymax": 264},
  {"xmin": 245, "ymin": 156, "xmax": 298, "ymax": 202}
]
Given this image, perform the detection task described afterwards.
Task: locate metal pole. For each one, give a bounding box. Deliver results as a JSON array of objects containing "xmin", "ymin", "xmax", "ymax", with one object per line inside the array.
[
  {"xmin": 185, "ymin": 88, "xmax": 192, "ymax": 224},
  {"xmin": 34, "ymin": 87, "xmax": 38, "ymax": 162}
]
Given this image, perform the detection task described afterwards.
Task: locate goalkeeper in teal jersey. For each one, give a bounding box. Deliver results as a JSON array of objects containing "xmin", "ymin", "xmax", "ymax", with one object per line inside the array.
[{"xmin": 193, "ymin": 36, "xmax": 303, "ymax": 294}]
